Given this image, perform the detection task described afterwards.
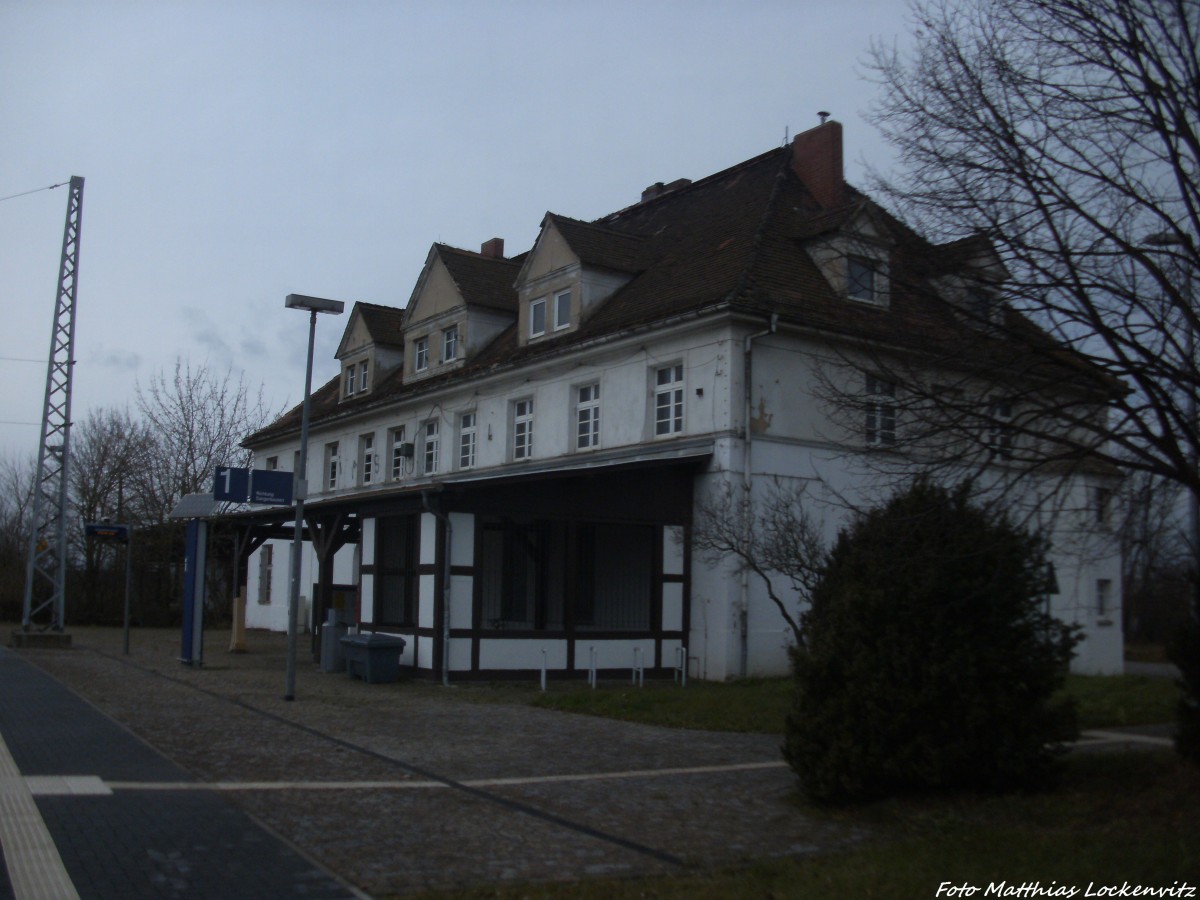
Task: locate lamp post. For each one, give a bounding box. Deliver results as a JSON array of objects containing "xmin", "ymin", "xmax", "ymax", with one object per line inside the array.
[{"xmin": 283, "ymin": 293, "xmax": 345, "ymax": 701}]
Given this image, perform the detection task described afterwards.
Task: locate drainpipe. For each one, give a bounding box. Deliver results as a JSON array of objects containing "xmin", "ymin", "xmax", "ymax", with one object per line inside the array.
[
  {"xmin": 422, "ymin": 490, "xmax": 452, "ymax": 687},
  {"xmin": 740, "ymin": 313, "xmax": 778, "ymax": 677}
]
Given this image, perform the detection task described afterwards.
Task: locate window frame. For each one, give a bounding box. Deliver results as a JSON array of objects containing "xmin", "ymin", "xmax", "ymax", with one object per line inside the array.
[
  {"xmin": 513, "ymin": 398, "xmax": 534, "ymax": 460},
  {"xmin": 324, "ymin": 441, "xmax": 340, "ymax": 490},
  {"xmin": 344, "ymin": 365, "xmax": 356, "ymax": 397},
  {"xmin": 847, "ymin": 256, "xmax": 878, "ymax": 303},
  {"xmin": 422, "ymin": 420, "xmax": 439, "ymax": 475},
  {"xmin": 576, "ymin": 382, "xmax": 601, "ymax": 450},
  {"xmin": 414, "ymin": 337, "xmax": 429, "ymax": 372},
  {"xmin": 443, "ymin": 325, "xmax": 458, "ymax": 363},
  {"xmin": 359, "ymin": 359, "xmax": 369, "ymax": 392},
  {"xmin": 865, "ymin": 375, "xmax": 896, "ymax": 446},
  {"xmin": 459, "ymin": 411, "xmax": 477, "ymax": 470},
  {"xmin": 359, "ymin": 432, "xmax": 375, "ymax": 486},
  {"xmin": 654, "ymin": 364, "xmax": 685, "ymax": 437},
  {"xmin": 388, "ymin": 426, "xmax": 408, "ymax": 481},
  {"xmin": 529, "ymin": 297, "xmax": 547, "ymax": 338},
  {"xmin": 553, "ymin": 289, "xmax": 572, "ymax": 331}
]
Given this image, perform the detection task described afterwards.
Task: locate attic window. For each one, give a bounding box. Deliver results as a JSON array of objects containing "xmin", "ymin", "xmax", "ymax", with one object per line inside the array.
[
  {"xmin": 443, "ymin": 326, "xmax": 458, "ymax": 362},
  {"xmin": 415, "ymin": 337, "xmax": 429, "ymax": 372},
  {"xmin": 530, "ymin": 298, "xmax": 547, "ymax": 338},
  {"xmin": 847, "ymin": 257, "xmax": 878, "ymax": 303},
  {"xmin": 554, "ymin": 289, "xmax": 571, "ymax": 330}
]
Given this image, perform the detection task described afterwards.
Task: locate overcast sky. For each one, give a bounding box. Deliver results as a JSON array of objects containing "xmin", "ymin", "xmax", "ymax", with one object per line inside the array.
[{"xmin": 0, "ymin": 0, "xmax": 913, "ymax": 462}]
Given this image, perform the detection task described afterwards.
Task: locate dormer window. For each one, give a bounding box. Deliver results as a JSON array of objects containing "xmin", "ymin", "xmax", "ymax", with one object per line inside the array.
[
  {"xmin": 344, "ymin": 366, "xmax": 356, "ymax": 398},
  {"xmin": 554, "ymin": 289, "xmax": 571, "ymax": 330},
  {"xmin": 529, "ymin": 298, "xmax": 547, "ymax": 338},
  {"xmin": 343, "ymin": 359, "xmax": 369, "ymax": 398},
  {"xmin": 359, "ymin": 359, "xmax": 369, "ymax": 392},
  {"xmin": 847, "ymin": 256, "xmax": 878, "ymax": 303},
  {"xmin": 415, "ymin": 337, "xmax": 429, "ymax": 372},
  {"xmin": 443, "ymin": 325, "xmax": 458, "ymax": 362}
]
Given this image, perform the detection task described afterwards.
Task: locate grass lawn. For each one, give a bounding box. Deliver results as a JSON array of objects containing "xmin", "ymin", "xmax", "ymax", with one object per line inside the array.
[{"xmin": 458, "ymin": 671, "xmax": 1180, "ymax": 735}]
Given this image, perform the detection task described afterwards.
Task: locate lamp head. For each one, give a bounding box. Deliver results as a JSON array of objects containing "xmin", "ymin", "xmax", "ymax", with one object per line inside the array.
[{"xmin": 285, "ymin": 294, "xmax": 345, "ymax": 314}]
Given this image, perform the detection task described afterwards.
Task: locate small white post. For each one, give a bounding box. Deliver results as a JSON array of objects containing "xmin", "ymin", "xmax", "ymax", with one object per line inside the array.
[
  {"xmin": 588, "ymin": 645, "xmax": 597, "ymax": 689},
  {"xmin": 675, "ymin": 645, "xmax": 688, "ymax": 687},
  {"xmin": 540, "ymin": 648, "xmax": 547, "ymax": 692},
  {"xmin": 632, "ymin": 646, "xmax": 644, "ymax": 687}
]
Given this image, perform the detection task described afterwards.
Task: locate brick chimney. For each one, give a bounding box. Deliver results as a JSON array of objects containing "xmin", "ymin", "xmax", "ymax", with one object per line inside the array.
[
  {"xmin": 791, "ymin": 119, "xmax": 844, "ymax": 209},
  {"xmin": 480, "ymin": 237, "xmax": 505, "ymax": 259}
]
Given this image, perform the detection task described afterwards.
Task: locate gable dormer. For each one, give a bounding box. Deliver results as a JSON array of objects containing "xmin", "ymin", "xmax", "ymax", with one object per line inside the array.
[
  {"xmin": 335, "ymin": 302, "xmax": 405, "ymax": 401},
  {"xmin": 515, "ymin": 214, "xmax": 645, "ymax": 347},
  {"xmin": 804, "ymin": 203, "xmax": 896, "ymax": 308},
  {"xmin": 404, "ymin": 240, "xmax": 521, "ymax": 378},
  {"xmin": 928, "ymin": 235, "xmax": 1010, "ymax": 329}
]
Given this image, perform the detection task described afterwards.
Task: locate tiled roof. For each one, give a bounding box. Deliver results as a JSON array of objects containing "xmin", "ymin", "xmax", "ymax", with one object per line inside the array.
[
  {"xmin": 436, "ymin": 244, "xmax": 524, "ymax": 313},
  {"xmin": 245, "ymin": 139, "xmax": 1111, "ymax": 447},
  {"xmin": 355, "ymin": 302, "xmax": 406, "ymax": 345}
]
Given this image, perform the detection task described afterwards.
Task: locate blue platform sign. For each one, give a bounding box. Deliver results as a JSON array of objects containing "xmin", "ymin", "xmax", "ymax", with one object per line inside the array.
[
  {"xmin": 249, "ymin": 469, "xmax": 294, "ymax": 506},
  {"xmin": 214, "ymin": 466, "xmax": 250, "ymax": 501}
]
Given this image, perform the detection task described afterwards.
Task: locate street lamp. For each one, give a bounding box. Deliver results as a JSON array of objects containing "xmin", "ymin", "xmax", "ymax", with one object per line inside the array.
[{"xmin": 283, "ymin": 293, "xmax": 345, "ymax": 701}]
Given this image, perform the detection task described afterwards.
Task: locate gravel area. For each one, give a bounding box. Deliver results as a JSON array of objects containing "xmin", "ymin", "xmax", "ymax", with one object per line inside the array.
[{"xmin": 13, "ymin": 626, "xmax": 860, "ymax": 897}]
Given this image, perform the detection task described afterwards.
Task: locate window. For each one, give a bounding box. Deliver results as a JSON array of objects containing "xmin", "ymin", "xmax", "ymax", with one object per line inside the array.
[
  {"xmin": 443, "ymin": 326, "xmax": 458, "ymax": 362},
  {"xmin": 529, "ymin": 298, "xmax": 546, "ymax": 337},
  {"xmin": 375, "ymin": 515, "xmax": 417, "ymax": 626},
  {"xmin": 654, "ymin": 364, "xmax": 684, "ymax": 436},
  {"xmin": 344, "ymin": 366, "xmax": 356, "ymax": 397},
  {"xmin": 459, "ymin": 412, "xmax": 477, "ymax": 469},
  {"xmin": 847, "ymin": 256, "xmax": 877, "ymax": 303},
  {"xmin": 1094, "ymin": 487, "xmax": 1113, "ymax": 526},
  {"xmin": 513, "ymin": 398, "xmax": 534, "ymax": 460},
  {"xmin": 257, "ymin": 545, "xmax": 273, "ymax": 605},
  {"xmin": 324, "ymin": 441, "xmax": 340, "ymax": 490},
  {"xmin": 422, "ymin": 420, "xmax": 439, "ymax": 475},
  {"xmin": 576, "ymin": 383, "xmax": 600, "ymax": 450},
  {"xmin": 865, "ymin": 375, "xmax": 896, "ymax": 446},
  {"xmin": 265, "ymin": 456, "xmax": 278, "ymax": 470},
  {"xmin": 359, "ymin": 360, "xmax": 369, "ymax": 392},
  {"xmin": 414, "ymin": 337, "xmax": 429, "ymax": 372},
  {"xmin": 986, "ymin": 400, "xmax": 1013, "ymax": 457},
  {"xmin": 1096, "ymin": 579, "xmax": 1112, "ymax": 617},
  {"xmin": 388, "ymin": 426, "xmax": 408, "ymax": 481},
  {"xmin": 358, "ymin": 433, "xmax": 375, "ymax": 485},
  {"xmin": 554, "ymin": 289, "xmax": 571, "ymax": 330}
]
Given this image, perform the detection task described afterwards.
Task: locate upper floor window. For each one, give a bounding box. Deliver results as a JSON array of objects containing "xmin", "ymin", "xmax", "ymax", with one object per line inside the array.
[
  {"xmin": 389, "ymin": 426, "xmax": 408, "ymax": 481},
  {"xmin": 459, "ymin": 412, "xmax": 477, "ymax": 469},
  {"xmin": 265, "ymin": 456, "xmax": 278, "ymax": 470},
  {"xmin": 513, "ymin": 398, "xmax": 534, "ymax": 460},
  {"xmin": 847, "ymin": 256, "xmax": 878, "ymax": 303},
  {"xmin": 986, "ymin": 399, "xmax": 1013, "ymax": 457},
  {"xmin": 529, "ymin": 298, "xmax": 547, "ymax": 338},
  {"xmin": 654, "ymin": 364, "xmax": 684, "ymax": 437},
  {"xmin": 1094, "ymin": 486, "xmax": 1113, "ymax": 526},
  {"xmin": 422, "ymin": 420, "xmax": 439, "ymax": 475},
  {"xmin": 576, "ymin": 383, "xmax": 600, "ymax": 450},
  {"xmin": 414, "ymin": 337, "xmax": 429, "ymax": 372},
  {"xmin": 554, "ymin": 289, "xmax": 572, "ymax": 330},
  {"xmin": 865, "ymin": 375, "xmax": 896, "ymax": 446},
  {"xmin": 344, "ymin": 366, "xmax": 356, "ymax": 397},
  {"xmin": 443, "ymin": 325, "xmax": 458, "ymax": 362},
  {"xmin": 359, "ymin": 433, "xmax": 375, "ymax": 485},
  {"xmin": 359, "ymin": 360, "xmax": 369, "ymax": 392},
  {"xmin": 324, "ymin": 441, "xmax": 340, "ymax": 490}
]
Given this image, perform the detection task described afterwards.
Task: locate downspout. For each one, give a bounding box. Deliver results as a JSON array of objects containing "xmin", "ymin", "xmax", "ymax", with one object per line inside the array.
[
  {"xmin": 422, "ymin": 490, "xmax": 452, "ymax": 687},
  {"xmin": 740, "ymin": 313, "xmax": 778, "ymax": 677}
]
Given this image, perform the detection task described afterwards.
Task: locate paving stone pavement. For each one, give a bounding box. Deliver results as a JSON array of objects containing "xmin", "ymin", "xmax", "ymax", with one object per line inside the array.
[{"xmin": 3, "ymin": 628, "xmax": 858, "ymax": 897}]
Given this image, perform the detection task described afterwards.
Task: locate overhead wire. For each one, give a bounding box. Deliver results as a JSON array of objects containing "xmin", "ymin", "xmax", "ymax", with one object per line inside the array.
[{"xmin": 0, "ymin": 181, "xmax": 69, "ymax": 204}]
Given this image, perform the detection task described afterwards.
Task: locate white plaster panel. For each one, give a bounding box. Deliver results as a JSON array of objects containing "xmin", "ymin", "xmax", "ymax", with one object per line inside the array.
[
  {"xmin": 662, "ymin": 527, "xmax": 684, "ymax": 575},
  {"xmin": 420, "ymin": 513, "xmax": 438, "ymax": 565},
  {"xmin": 358, "ymin": 574, "xmax": 374, "ymax": 623},
  {"xmin": 449, "ymin": 575, "xmax": 473, "ymax": 630},
  {"xmin": 448, "ymin": 637, "xmax": 473, "ymax": 672},
  {"xmin": 662, "ymin": 582, "xmax": 684, "ymax": 631},
  {"xmin": 574, "ymin": 640, "xmax": 654, "ymax": 671},
  {"xmin": 480, "ymin": 639, "xmax": 568, "ymax": 670},
  {"xmin": 360, "ymin": 518, "xmax": 375, "ymax": 566},
  {"xmin": 418, "ymin": 573, "xmax": 436, "ymax": 629},
  {"xmin": 416, "ymin": 636, "xmax": 433, "ymax": 669},
  {"xmin": 449, "ymin": 512, "xmax": 474, "ymax": 567}
]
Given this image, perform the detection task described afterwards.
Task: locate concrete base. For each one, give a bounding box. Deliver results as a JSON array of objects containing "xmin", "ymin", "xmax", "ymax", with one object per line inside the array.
[{"xmin": 11, "ymin": 630, "xmax": 72, "ymax": 650}]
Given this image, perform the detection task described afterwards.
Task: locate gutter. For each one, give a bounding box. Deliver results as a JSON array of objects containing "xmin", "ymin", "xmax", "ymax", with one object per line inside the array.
[{"xmin": 740, "ymin": 313, "xmax": 778, "ymax": 678}]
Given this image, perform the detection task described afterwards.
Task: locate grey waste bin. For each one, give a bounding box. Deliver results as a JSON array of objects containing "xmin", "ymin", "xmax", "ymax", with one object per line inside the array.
[
  {"xmin": 340, "ymin": 633, "xmax": 406, "ymax": 684},
  {"xmin": 320, "ymin": 609, "xmax": 348, "ymax": 673}
]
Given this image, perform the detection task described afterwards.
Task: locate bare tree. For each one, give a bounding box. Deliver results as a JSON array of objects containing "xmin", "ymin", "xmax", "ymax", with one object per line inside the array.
[
  {"xmin": 692, "ymin": 480, "xmax": 827, "ymax": 640},
  {"xmin": 0, "ymin": 453, "xmax": 36, "ymax": 621},
  {"xmin": 857, "ymin": 0, "xmax": 1199, "ymax": 496}
]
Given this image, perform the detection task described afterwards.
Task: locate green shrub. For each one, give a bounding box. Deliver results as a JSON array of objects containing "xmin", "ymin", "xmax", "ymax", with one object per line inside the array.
[
  {"xmin": 784, "ymin": 480, "xmax": 1079, "ymax": 803},
  {"xmin": 1170, "ymin": 616, "xmax": 1200, "ymax": 764}
]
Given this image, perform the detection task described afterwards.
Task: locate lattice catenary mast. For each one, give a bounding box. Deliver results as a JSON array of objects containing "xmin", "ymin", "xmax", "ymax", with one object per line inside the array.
[{"xmin": 22, "ymin": 175, "xmax": 84, "ymax": 632}]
